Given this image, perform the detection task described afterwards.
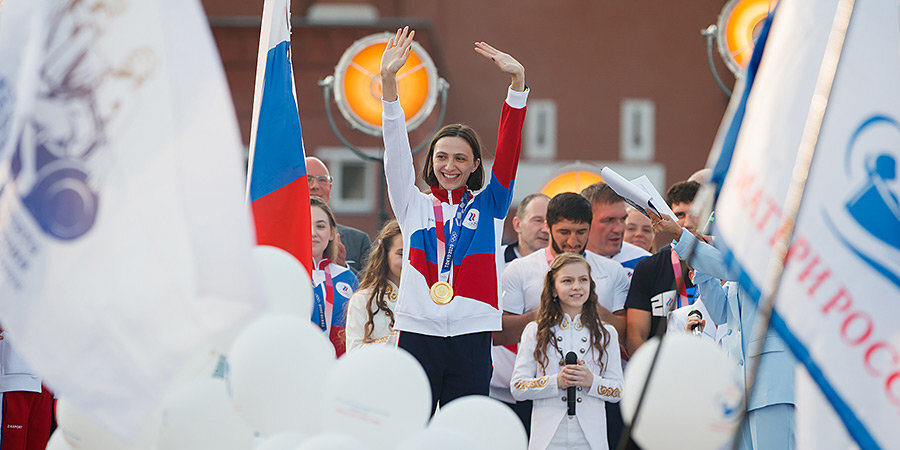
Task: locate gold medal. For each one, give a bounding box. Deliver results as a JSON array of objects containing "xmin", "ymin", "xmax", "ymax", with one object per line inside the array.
[{"xmin": 430, "ymin": 281, "xmax": 454, "ymax": 305}]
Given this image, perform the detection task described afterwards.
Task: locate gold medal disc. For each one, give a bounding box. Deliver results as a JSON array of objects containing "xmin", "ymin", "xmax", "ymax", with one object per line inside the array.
[{"xmin": 430, "ymin": 281, "xmax": 454, "ymax": 305}]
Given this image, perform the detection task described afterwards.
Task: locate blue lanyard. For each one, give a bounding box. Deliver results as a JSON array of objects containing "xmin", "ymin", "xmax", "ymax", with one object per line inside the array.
[
  {"xmin": 313, "ymin": 286, "xmax": 326, "ymax": 331},
  {"xmin": 433, "ymin": 191, "xmax": 471, "ymax": 281},
  {"xmin": 312, "ymin": 261, "xmax": 333, "ymax": 331}
]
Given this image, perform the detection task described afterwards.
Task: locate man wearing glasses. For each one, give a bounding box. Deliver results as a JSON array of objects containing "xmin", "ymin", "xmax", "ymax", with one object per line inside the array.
[{"xmin": 306, "ymin": 156, "xmax": 372, "ymax": 275}]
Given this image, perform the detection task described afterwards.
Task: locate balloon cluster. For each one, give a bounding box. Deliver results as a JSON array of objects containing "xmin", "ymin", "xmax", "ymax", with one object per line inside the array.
[{"xmin": 47, "ymin": 247, "xmax": 528, "ymax": 450}]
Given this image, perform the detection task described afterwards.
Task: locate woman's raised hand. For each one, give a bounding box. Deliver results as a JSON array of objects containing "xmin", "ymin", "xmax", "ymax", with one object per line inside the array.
[
  {"xmin": 474, "ymin": 42, "xmax": 526, "ymax": 92},
  {"xmin": 380, "ymin": 27, "xmax": 414, "ymax": 102}
]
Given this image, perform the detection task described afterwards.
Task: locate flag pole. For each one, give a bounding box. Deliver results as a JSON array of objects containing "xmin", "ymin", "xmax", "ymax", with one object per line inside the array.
[{"xmin": 710, "ymin": 0, "xmax": 857, "ymax": 447}]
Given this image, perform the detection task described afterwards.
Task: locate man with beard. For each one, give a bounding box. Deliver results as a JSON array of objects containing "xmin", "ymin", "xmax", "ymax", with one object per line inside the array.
[{"xmin": 491, "ymin": 193, "xmax": 629, "ymax": 434}]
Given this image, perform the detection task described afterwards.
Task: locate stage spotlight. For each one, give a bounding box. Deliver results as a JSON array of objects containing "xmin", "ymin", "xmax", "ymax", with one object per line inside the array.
[
  {"xmin": 541, "ymin": 169, "xmax": 604, "ymax": 199},
  {"xmin": 332, "ymin": 32, "xmax": 439, "ymax": 136},
  {"xmin": 716, "ymin": 0, "xmax": 778, "ymax": 76}
]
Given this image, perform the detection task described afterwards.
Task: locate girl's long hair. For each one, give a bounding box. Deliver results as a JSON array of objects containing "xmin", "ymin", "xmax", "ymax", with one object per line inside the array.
[
  {"xmin": 533, "ymin": 253, "xmax": 611, "ymax": 374},
  {"xmin": 357, "ymin": 220, "xmax": 402, "ymax": 343}
]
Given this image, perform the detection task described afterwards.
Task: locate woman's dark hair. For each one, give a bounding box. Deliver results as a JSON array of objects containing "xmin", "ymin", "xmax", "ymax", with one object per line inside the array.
[
  {"xmin": 421, "ymin": 124, "xmax": 484, "ymax": 191},
  {"xmin": 357, "ymin": 220, "xmax": 402, "ymax": 343},
  {"xmin": 310, "ymin": 196, "xmax": 337, "ymax": 260}
]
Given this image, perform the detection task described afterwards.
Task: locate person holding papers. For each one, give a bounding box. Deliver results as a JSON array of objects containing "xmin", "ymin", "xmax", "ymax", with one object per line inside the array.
[
  {"xmin": 310, "ymin": 197, "xmax": 359, "ymax": 357},
  {"xmin": 624, "ymin": 181, "xmax": 701, "ymax": 355},
  {"xmin": 380, "ymin": 27, "xmax": 528, "ymax": 413},
  {"xmin": 655, "ymin": 213, "xmax": 795, "ymax": 450}
]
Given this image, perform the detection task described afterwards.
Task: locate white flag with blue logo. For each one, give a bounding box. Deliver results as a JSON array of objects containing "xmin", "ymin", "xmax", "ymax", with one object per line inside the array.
[
  {"xmin": 709, "ymin": 0, "xmax": 899, "ymax": 447},
  {"xmin": 0, "ymin": 0, "xmax": 262, "ymax": 438}
]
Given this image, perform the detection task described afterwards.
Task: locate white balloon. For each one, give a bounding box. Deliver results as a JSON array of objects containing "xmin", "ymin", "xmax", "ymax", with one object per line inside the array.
[
  {"xmin": 621, "ymin": 335, "xmax": 743, "ymax": 450},
  {"xmin": 46, "ymin": 430, "xmax": 74, "ymax": 450},
  {"xmin": 428, "ymin": 396, "xmax": 527, "ymax": 450},
  {"xmin": 168, "ymin": 344, "xmax": 225, "ymax": 386},
  {"xmin": 395, "ymin": 428, "xmax": 479, "ymax": 450},
  {"xmin": 255, "ymin": 431, "xmax": 310, "ymax": 450},
  {"xmin": 296, "ymin": 434, "xmax": 372, "ymax": 450},
  {"xmin": 229, "ymin": 314, "xmax": 335, "ymax": 436},
  {"xmin": 320, "ymin": 346, "xmax": 431, "ymax": 450},
  {"xmin": 157, "ymin": 378, "xmax": 255, "ymax": 450},
  {"xmin": 56, "ymin": 396, "xmax": 163, "ymax": 450},
  {"xmin": 254, "ymin": 245, "xmax": 314, "ymax": 318},
  {"xmin": 55, "ymin": 398, "xmax": 128, "ymax": 450}
]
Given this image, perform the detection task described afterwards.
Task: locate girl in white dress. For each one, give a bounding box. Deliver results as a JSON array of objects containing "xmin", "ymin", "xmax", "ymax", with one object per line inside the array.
[
  {"xmin": 511, "ymin": 253, "xmax": 624, "ymax": 450},
  {"xmin": 345, "ymin": 220, "xmax": 403, "ymax": 351}
]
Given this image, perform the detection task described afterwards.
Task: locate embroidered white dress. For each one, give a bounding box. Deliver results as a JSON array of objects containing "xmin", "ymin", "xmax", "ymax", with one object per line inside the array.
[
  {"xmin": 345, "ymin": 281, "xmax": 399, "ymax": 352},
  {"xmin": 511, "ymin": 314, "xmax": 624, "ymax": 450}
]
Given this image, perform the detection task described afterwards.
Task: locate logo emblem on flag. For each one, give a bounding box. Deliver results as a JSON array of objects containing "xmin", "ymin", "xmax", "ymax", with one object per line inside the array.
[
  {"xmin": 823, "ymin": 115, "xmax": 900, "ymax": 288},
  {"xmin": 1, "ymin": 3, "xmax": 157, "ymax": 241}
]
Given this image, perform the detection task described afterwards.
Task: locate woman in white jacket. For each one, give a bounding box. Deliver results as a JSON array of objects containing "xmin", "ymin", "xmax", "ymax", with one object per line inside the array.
[
  {"xmin": 511, "ymin": 253, "xmax": 624, "ymax": 450},
  {"xmin": 345, "ymin": 220, "xmax": 403, "ymax": 351},
  {"xmin": 381, "ymin": 26, "xmax": 528, "ymax": 411}
]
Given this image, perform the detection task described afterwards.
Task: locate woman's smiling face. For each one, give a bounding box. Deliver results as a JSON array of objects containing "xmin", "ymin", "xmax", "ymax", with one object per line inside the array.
[
  {"xmin": 310, "ymin": 205, "xmax": 333, "ymax": 261},
  {"xmin": 431, "ymin": 136, "xmax": 480, "ymax": 191}
]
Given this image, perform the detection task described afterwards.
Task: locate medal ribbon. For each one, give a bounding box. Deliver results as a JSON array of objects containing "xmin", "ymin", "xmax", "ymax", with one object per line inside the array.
[
  {"xmin": 313, "ymin": 258, "xmax": 335, "ymax": 331},
  {"xmin": 432, "ymin": 191, "xmax": 471, "ymax": 284},
  {"xmin": 670, "ymin": 249, "xmax": 690, "ymax": 310}
]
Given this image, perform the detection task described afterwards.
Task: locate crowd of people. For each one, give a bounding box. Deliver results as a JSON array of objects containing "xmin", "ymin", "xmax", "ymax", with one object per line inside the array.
[
  {"xmin": 0, "ymin": 25, "xmax": 794, "ymax": 450},
  {"xmin": 309, "ymin": 27, "xmax": 795, "ymax": 450}
]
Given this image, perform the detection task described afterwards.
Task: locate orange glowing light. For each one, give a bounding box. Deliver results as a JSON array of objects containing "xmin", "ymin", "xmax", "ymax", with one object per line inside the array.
[
  {"xmin": 541, "ymin": 171, "xmax": 604, "ymax": 199},
  {"xmin": 718, "ymin": 0, "xmax": 778, "ymax": 74},
  {"xmin": 334, "ymin": 33, "xmax": 438, "ymax": 136}
]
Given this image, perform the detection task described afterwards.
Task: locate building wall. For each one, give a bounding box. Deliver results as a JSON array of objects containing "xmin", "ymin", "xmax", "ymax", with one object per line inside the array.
[{"xmin": 204, "ymin": 0, "xmax": 734, "ymax": 238}]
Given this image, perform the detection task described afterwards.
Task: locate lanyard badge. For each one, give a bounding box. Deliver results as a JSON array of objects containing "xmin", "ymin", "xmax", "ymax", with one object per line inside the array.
[
  {"xmin": 313, "ymin": 260, "xmax": 334, "ymax": 331},
  {"xmin": 430, "ymin": 192, "xmax": 471, "ymax": 305}
]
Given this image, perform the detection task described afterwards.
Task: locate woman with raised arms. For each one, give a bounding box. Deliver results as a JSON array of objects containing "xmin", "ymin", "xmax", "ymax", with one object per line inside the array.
[{"xmin": 380, "ymin": 26, "xmax": 527, "ymax": 412}]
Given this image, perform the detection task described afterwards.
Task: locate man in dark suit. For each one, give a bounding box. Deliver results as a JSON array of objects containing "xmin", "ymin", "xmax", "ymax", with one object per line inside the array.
[{"xmin": 306, "ymin": 156, "xmax": 372, "ymax": 275}]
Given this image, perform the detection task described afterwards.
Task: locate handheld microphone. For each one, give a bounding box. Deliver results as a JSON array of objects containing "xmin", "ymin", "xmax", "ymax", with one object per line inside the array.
[
  {"xmin": 688, "ymin": 309, "xmax": 703, "ymax": 336},
  {"xmin": 565, "ymin": 351, "xmax": 577, "ymax": 416}
]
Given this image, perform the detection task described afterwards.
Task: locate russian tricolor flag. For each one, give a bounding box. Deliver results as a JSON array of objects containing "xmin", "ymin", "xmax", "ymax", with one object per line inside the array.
[{"xmin": 246, "ymin": 0, "xmax": 313, "ymax": 274}]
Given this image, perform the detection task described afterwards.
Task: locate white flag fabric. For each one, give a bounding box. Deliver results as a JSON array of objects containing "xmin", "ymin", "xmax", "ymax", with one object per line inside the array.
[
  {"xmin": 710, "ymin": 0, "xmax": 898, "ymax": 447},
  {"xmin": 0, "ymin": 0, "xmax": 263, "ymax": 438}
]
